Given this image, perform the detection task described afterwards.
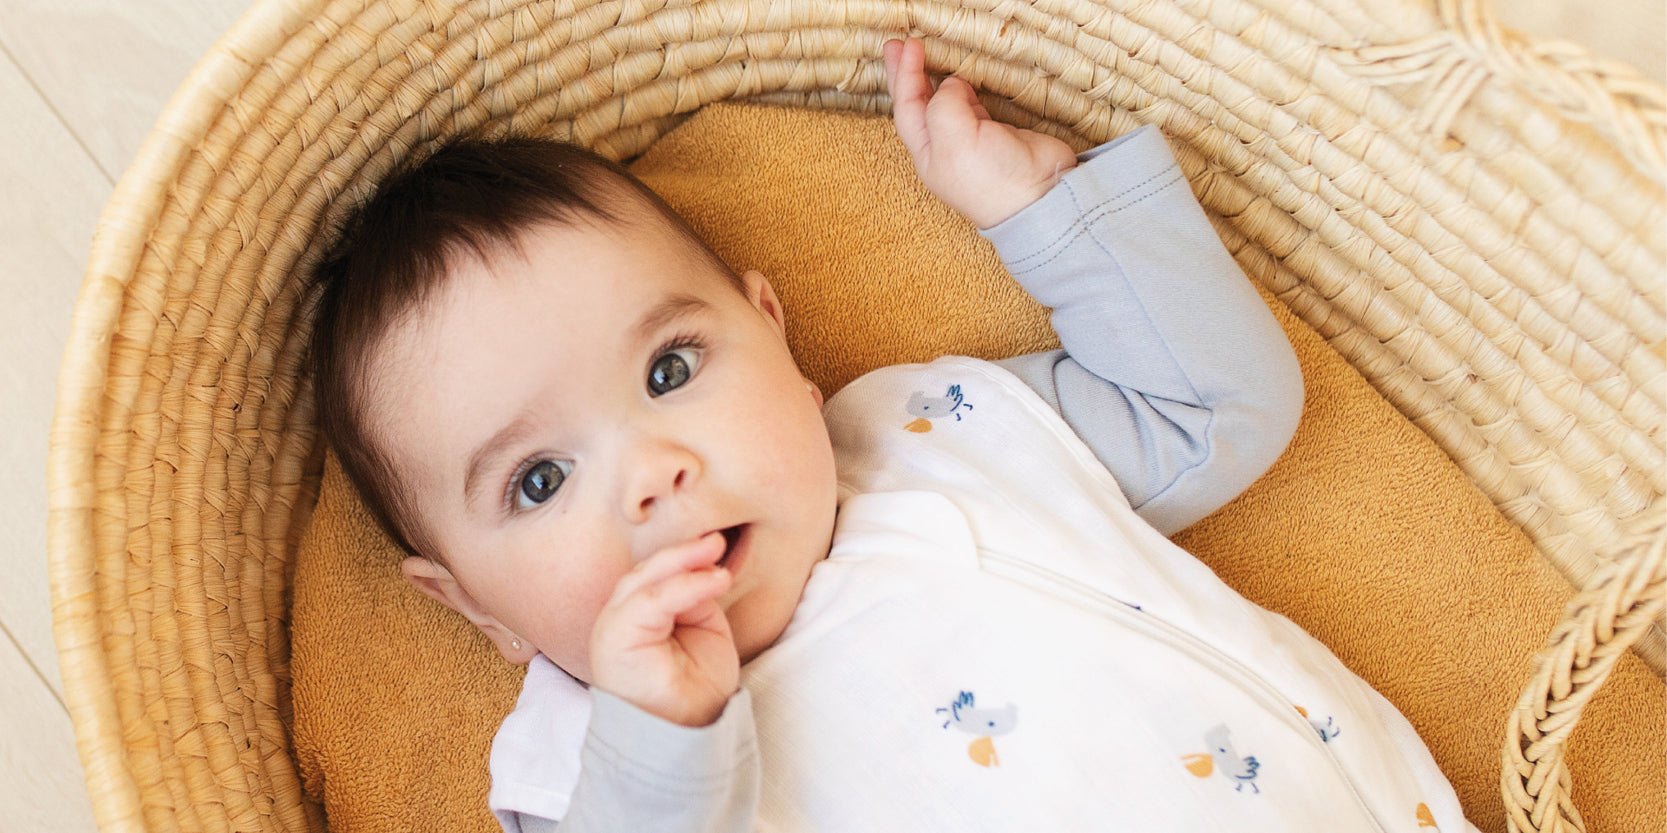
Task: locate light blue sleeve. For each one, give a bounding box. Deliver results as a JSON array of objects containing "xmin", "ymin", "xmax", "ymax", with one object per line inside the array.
[
  {"xmin": 503, "ymin": 689, "xmax": 759, "ymax": 833},
  {"xmin": 985, "ymin": 126, "xmax": 1304, "ymax": 535}
]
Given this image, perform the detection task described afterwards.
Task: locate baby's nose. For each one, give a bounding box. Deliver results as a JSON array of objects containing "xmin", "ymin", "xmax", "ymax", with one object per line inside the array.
[
  {"xmin": 633, "ymin": 467, "xmax": 687, "ymax": 518},
  {"xmin": 622, "ymin": 441, "xmax": 700, "ymax": 523}
]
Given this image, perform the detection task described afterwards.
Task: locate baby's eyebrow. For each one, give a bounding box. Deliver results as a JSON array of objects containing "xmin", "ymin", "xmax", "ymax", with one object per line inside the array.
[
  {"xmin": 463, "ymin": 414, "xmax": 533, "ymax": 508},
  {"xmin": 633, "ymin": 293, "xmax": 710, "ymax": 344}
]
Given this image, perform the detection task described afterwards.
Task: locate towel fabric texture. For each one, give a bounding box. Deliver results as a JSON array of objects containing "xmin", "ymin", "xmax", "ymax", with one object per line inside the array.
[{"xmin": 290, "ymin": 102, "xmax": 1662, "ymax": 833}]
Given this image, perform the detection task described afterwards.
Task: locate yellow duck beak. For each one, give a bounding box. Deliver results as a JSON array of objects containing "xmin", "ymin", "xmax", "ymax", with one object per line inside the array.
[
  {"xmin": 1416, "ymin": 803, "xmax": 1438, "ymax": 828},
  {"xmin": 967, "ymin": 736, "xmax": 999, "ymax": 767},
  {"xmin": 905, "ymin": 418, "xmax": 933, "ymax": 433},
  {"xmin": 1182, "ymin": 753, "xmax": 1213, "ymax": 777}
]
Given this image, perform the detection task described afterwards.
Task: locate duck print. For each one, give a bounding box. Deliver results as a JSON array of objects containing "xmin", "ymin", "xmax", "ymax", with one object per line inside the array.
[
  {"xmin": 904, "ymin": 384, "xmax": 973, "ymax": 432},
  {"xmin": 936, "ymin": 691, "xmax": 1017, "ymax": 767},
  {"xmin": 1182, "ymin": 725, "xmax": 1261, "ymax": 793},
  {"xmin": 1295, "ymin": 705, "xmax": 1341, "ymax": 742}
]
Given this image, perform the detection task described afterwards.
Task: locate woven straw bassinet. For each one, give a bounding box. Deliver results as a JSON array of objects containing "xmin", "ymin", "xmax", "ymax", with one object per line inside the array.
[{"xmin": 47, "ymin": 0, "xmax": 1663, "ymax": 831}]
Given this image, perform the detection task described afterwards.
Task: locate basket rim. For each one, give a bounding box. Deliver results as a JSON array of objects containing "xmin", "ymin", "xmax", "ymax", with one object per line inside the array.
[{"xmin": 44, "ymin": 3, "xmax": 319, "ymax": 830}]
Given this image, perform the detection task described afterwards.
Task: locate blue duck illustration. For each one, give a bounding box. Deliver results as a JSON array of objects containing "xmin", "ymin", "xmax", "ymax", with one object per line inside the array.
[
  {"xmin": 1182, "ymin": 724, "xmax": 1262, "ymax": 793},
  {"xmin": 904, "ymin": 384, "xmax": 973, "ymax": 432},
  {"xmin": 1295, "ymin": 705, "xmax": 1341, "ymax": 742},
  {"xmin": 936, "ymin": 691, "xmax": 1017, "ymax": 767}
]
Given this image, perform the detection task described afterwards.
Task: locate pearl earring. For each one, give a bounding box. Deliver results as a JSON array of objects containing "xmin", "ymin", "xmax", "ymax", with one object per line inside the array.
[{"xmin": 511, "ymin": 639, "xmax": 521, "ymax": 651}]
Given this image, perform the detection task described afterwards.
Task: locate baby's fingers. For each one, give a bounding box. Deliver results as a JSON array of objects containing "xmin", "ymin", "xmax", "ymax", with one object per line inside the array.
[
  {"xmin": 923, "ymin": 75, "xmax": 984, "ymax": 150},
  {"xmin": 884, "ymin": 37, "xmax": 933, "ymax": 162},
  {"xmin": 591, "ymin": 562, "xmax": 737, "ymax": 727},
  {"xmin": 606, "ymin": 532, "xmax": 725, "ymax": 604},
  {"xmin": 602, "ymin": 566, "xmax": 732, "ymax": 648}
]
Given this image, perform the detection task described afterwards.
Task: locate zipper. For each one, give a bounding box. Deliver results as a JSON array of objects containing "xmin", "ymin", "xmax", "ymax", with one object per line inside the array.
[{"xmin": 982, "ymin": 552, "xmax": 1390, "ymax": 833}]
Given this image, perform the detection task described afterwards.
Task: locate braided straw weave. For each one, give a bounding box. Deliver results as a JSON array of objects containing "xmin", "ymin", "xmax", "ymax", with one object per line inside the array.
[{"xmin": 47, "ymin": 0, "xmax": 1664, "ymax": 831}]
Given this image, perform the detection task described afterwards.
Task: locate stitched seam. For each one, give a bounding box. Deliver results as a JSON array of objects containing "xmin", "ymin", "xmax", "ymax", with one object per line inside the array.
[
  {"xmin": 1064, "ymin": 168, "xmax": 1213, "ymax": 503},
  {"xmin": 1006, "ymin": 166, "xmax": 1185, "ymax": 273},
  {"xmin": 1081, "ymin": 191, "xmax": 1208, "ymax": 411}
]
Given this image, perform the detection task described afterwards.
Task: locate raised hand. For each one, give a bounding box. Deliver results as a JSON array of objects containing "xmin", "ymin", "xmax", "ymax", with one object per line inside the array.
[
  {"xmin": 883, "ymin": 37, "xmax": 1078, "ymax": 229},
  {"xmin": 589, "ymin": 533, "xmax": 739, "ymax": 727}
]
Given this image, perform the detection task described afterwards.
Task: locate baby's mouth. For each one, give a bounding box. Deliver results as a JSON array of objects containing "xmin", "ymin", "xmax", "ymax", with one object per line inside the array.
[{"xmin": 717, "ymin": 524, "xmax": 749, "ymax": 570}]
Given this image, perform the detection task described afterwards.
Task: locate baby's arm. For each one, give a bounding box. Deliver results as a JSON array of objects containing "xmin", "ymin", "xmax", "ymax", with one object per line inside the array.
[
  {"xmin": 885, "ymin": 39, "xmax": 1303, "ymax": 534},
  {"xmin": 985, "ymin": 129, "xmax": 1303, "ymax": 534}
]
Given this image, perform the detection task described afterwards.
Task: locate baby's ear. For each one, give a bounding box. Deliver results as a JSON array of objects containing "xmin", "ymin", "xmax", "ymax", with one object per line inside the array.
[
  {"xmin": 741, "ymin": 270, "xmax": 787, "ymax": 337},
  {"xmin": 400, "ymin": 556, "xmax": 537, "ymax": 663}
]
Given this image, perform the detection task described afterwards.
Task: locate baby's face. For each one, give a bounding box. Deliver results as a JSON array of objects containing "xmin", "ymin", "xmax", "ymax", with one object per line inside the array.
[{"xmin": 369, "ymin": 209, "xmax": 838, "ymax": 683}]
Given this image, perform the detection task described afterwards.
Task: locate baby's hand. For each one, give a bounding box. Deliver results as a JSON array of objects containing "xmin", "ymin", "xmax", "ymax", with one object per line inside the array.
[
  {"xmin": 590, "ymin": 533, "xmax": 739, "ymax": 727},
  {"xmin": 883, "ymin": 37, "xmax": 1078, "ymax": 229}
]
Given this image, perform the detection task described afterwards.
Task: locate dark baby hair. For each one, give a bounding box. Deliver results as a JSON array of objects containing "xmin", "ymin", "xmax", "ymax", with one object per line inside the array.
[{"xmin": 310, "ymin": 135, "xmax": 733, "ymax": 559}]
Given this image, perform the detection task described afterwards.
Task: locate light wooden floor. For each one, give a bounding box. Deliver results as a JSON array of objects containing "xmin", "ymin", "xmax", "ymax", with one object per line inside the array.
[
  {"xmin": 0, "ymin": 1, "xmax": 1659, "ymax": 830},
  {"xmin": 1, "ymin": 1, "xmax": 256, "ymax": 828}
]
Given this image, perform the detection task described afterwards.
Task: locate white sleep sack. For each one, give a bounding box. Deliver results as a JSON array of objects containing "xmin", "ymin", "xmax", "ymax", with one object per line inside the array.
[{"xmin": 736, "ymin": 356, "xmax": 1477, "ymax": 832}]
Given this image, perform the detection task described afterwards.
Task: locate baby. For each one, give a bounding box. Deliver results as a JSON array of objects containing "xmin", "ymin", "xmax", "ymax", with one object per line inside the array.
[{"xmin": 312, "ymin": 38, "xmax": 1477, "ymax": 833}]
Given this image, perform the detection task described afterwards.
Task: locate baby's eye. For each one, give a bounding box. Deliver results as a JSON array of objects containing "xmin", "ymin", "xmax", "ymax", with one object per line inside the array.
[
  {"xmin": 647, "ymin": 347, "xmax": 701, "ymax": 396},
  {"xmin": 516, "ymin": 459, "xmax": 572, "ymax": 509}
]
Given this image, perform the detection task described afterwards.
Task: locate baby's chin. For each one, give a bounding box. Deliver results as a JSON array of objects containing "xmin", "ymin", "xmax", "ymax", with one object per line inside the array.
[
  {"xmin": 735, "ymin": 625, "xmax": 793, "ymax": 667},
  {"xmin": 727, "ymin": 483, "xmax": 839, "ymax": 665},
  {"xmin": 731, "ymin": 548, "xmax": 829, "ymax": 665},
  {"xmin": 728, "ymin": 589, "xmax": 804, "ymax": 666}
]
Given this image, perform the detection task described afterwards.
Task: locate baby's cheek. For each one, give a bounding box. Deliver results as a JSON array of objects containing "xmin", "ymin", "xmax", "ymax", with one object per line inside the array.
[{"xmin": 503, "ymin": 554, "xmax": 620, "ymax": 672}]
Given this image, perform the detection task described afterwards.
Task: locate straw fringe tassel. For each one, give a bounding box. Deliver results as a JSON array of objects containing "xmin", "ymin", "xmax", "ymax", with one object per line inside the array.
[{"xmin": 1331, "ymin": 0, "xmax": 1666, "ymax": 178}]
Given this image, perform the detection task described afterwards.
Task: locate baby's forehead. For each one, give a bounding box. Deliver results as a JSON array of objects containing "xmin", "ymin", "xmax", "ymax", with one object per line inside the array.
[
  {"xmin": 369, "ymin": 209, "xmax": 709, "ymax": 386},
  {"xmin": 367, "ymin": 181, "xmax": 739, "ymax": 384}
]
